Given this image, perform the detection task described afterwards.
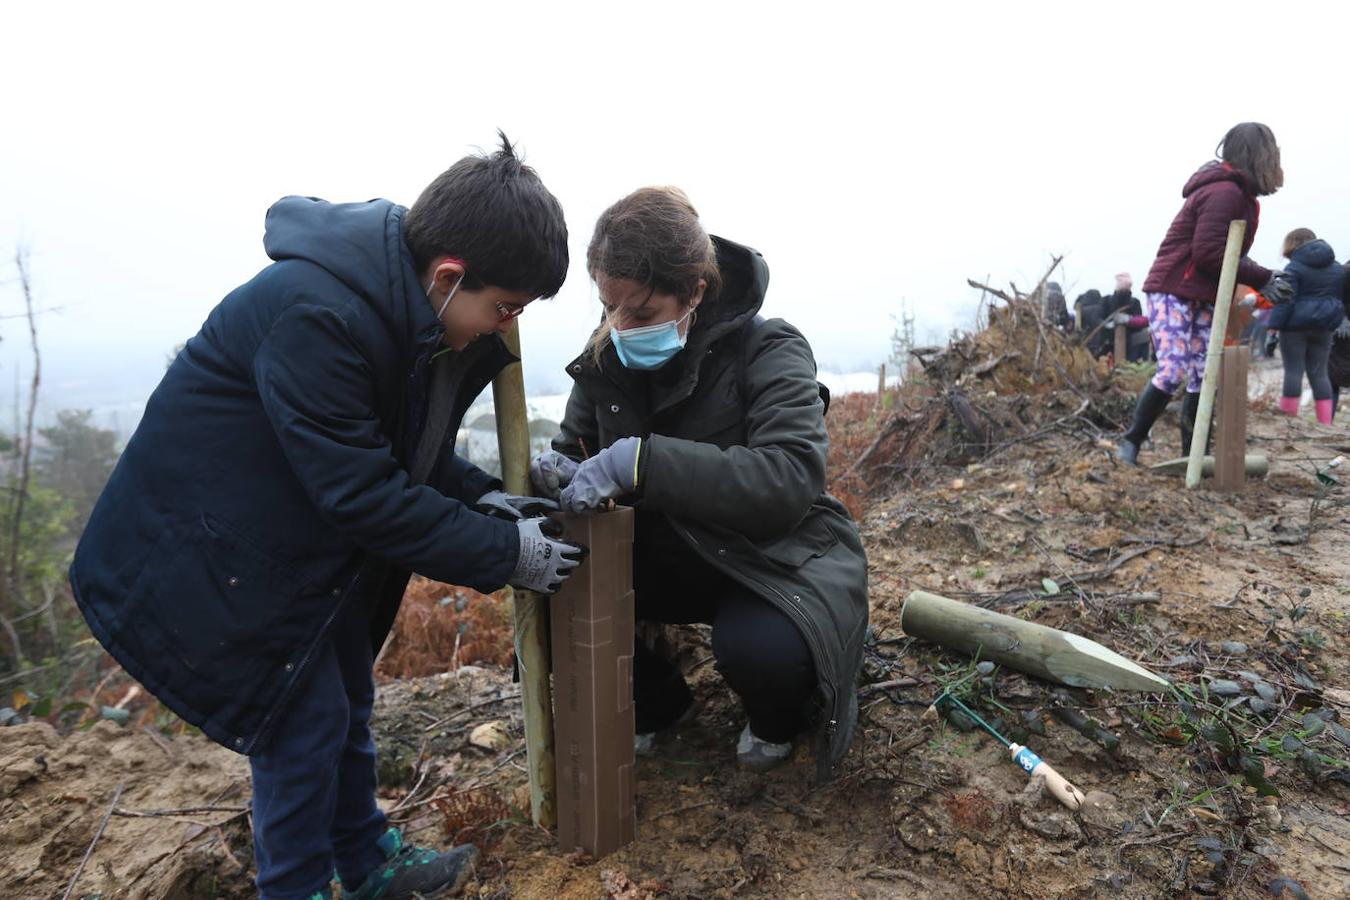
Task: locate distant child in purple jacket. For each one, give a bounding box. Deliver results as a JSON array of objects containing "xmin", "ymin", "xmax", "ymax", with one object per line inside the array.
[{"xmin": 1117, "ymin": 123, "xmax": 1292, "ymax": 465}]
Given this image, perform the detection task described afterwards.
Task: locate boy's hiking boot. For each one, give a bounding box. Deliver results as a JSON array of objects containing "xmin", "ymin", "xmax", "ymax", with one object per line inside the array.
[
  {"xmin": 340, "ymin": 827, "xmax": 478, "ymax": 899},
  {"xmin": 735, "ymin": 725, "xmax": 792, "ymax": 772}
]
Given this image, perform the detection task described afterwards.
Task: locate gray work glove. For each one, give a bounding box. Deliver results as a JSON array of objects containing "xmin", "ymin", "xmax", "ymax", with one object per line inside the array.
[
  {"xmin": 559, "ymin": 436, "xmax": 641, "ymax": 514},
  {"xmin": 1262, "ymin": 271, "xmax": 1293, "ymax": 305},
  {"xmin": 529, "ymin": 449, "xmax": 580, "ymax": 500},
  {"xmin": 474, "ymin": 489, "xmax": 559, "ymax": 521},
  {"xmin": 1335, "ymin": 317, "xmax": 1350, "ymax": 340},
  {"xmin": 511, "ymin": 516, "xmax": 586, "ymax": 594}
]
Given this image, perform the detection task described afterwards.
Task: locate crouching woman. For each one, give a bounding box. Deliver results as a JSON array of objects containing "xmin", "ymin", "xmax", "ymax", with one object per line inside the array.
[{"xmin": 531, "ymin": 187, "xmax": 868, "ymax": 778}]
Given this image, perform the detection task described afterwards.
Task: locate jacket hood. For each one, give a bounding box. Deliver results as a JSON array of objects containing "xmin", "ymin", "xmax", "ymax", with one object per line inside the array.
[
  {"xmin": 1182, "ymin": 161, "xmax": 1256, "ymax": 199},
  {"xmin": 1291, "ymin": 238, "xmax": 1337, "ymax": 269},
  {"xmin": 263, "ymin": 196, "xmax": 440, "ymax": 347},
  {"xmin": 693, "ymin": 235, "xmax": 768, "ymax": 343}
]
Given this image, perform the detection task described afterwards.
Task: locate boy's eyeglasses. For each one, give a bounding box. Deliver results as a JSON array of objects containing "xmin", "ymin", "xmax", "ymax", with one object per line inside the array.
[{"xmin": 495, "ymin": 302, "xmax": 525, "ymax": 321}]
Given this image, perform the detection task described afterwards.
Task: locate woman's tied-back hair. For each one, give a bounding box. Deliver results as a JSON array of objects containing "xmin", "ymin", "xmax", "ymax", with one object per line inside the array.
[
  {"xmin": 1217, "ymin": 122, "xmax": 1284, "ymax": 196},
  {"xmin": 404, "ymin": 130, "xmax": 569, "ymax": 298},
  {"xmin": 584, "ymin": 186, "xmax": 723, "ymax": 363},
  {"xmin": 1282, "ymin": 227, "xmax": 1317, "ymax": 259}
]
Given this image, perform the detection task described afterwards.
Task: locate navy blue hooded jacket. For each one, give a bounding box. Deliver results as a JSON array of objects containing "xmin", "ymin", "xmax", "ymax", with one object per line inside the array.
[
  {"xmin": 70, "ymin": 197, "xmax": 519, "ymax": 754},
  {"xmin": 1270, "ymin": 238, "xmax": 1347, "ymax": 332}
]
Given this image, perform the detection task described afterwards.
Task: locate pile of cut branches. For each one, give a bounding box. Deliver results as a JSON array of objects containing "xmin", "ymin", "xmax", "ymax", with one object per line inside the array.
[{"xmin": 833, "ymin": 260, "xmax": 1142, "ymax": 502}]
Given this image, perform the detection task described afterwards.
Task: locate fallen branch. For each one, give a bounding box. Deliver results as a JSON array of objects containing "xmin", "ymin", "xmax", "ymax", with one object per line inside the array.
[{"xmin": 113, "ymin": 803, "xmax": 250, "ymax": 819}]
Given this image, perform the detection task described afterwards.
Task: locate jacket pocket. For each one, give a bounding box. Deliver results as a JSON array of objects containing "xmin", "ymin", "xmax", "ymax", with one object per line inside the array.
[
  {"xmin": 759, "ymin": 514, "xmax": 839, "ymax": 568},
  {"xmin": 135, "ymin": 514, "xmax": 304, "ymax": 700}
]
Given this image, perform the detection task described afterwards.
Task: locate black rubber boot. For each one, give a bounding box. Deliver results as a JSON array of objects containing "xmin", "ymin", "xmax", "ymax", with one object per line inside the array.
[
  {"xmin": 1117, "ymin": 384, "xmax": 1173, "ymax": 465},
  {"xmin": 1179, "ymin": 391, "xmax": 1213, "ymax": 456}
]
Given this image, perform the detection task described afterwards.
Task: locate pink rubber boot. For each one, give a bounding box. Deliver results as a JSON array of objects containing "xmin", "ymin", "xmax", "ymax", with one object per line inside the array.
[
  {"xmin": 1315, "ymin": 398, "xmax": 1334, "ymax": 425},
  {"xmin": 1279, "ymin": 396, "xmax": 1301, "ymax": 417}
]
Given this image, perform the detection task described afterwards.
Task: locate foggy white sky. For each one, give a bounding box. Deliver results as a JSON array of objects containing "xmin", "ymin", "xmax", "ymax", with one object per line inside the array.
[{"xmin": 3, "ymin": 1, "xmax": 1349, "ymax": 434}]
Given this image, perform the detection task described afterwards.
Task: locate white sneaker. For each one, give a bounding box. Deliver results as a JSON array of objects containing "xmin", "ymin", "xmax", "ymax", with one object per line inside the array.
[
  {"xmin": 735, "ymin": 724, "xmax": 792, "ymax": 771},
  {"xmin": 634, "ymin": 702, "xmax": 698, "ymax": 756}
]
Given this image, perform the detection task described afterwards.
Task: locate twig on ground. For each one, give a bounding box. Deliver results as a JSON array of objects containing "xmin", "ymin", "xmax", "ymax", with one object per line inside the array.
[
  {"xmin": 422, "ymin": 690, "xmax": 521, "ymax": 733},
  {"xmin": 62, "ymin": 782, "xmax": 124, "ymax": 900},
  {"xmin": 113, "ymin": 804, "xmax": 250, "ymax": 819}
]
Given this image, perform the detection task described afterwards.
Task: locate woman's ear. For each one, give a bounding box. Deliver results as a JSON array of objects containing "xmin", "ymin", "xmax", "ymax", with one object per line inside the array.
[{"xmin": 690, "ymin": 278, "xmax": 707, "ymax": 308}]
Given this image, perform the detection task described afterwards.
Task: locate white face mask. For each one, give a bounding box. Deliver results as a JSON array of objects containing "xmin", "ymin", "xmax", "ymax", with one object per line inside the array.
[{"xmin": 427, "ymin": 270, "xmax": 465, "ymax": 320}]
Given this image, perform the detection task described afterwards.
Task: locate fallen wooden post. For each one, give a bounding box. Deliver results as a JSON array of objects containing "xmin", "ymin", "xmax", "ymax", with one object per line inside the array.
[
  {"xmin": 1214, "ymin": 344, "xmax": 1249, "ymax": 491},
  {"xmin": 1186, "ymin": 220, "xmax": 1246, "ymax": 488},
  {"xmin": 900, "ymin": 590, "xmax": 1169, "ymax": 692},
  {"xmin": 1149, "ymin": 454, "xmax": 1268, "ymax": 478},
  {"xmin": 492, "ymin": 320, "xmax": 555, "ymax": 829},
  {"xmin": 550, "ymin": 507, "xmax": 636, "ymax": 858}
]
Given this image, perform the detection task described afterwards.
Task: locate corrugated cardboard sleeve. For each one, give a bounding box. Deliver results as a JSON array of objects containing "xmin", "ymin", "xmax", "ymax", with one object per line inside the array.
[{"xmin": 550, "ymin": 507, "xmax": 636, "ymax": 857}]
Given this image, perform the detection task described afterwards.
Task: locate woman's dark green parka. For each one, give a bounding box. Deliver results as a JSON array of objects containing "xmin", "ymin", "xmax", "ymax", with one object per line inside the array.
[{"xmin": 555, "ymin": 236, "xmax": 869, "ymax": 780}]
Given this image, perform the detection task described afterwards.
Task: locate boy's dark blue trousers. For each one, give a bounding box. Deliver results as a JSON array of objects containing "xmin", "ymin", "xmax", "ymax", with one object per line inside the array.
[{"xmin": 248, "ymin": 596, "xmax": 389, "ymax": 899}]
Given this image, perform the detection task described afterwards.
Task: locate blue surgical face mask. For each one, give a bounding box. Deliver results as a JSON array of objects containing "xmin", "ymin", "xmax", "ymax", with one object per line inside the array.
[{"xmin": 610, "ymin": 308, "xmax": 695, "ymax": 370}]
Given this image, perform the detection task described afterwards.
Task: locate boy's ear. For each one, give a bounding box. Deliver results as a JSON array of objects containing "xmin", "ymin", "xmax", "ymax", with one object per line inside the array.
[{"xmin": 429, "ymin": 257, "xmax": 467, "ymax": 292}]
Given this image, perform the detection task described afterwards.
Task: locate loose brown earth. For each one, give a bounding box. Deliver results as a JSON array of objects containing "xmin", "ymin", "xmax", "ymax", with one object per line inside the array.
[{"xmin": 3, "ymin": 372, "xmax": 1349, "ymax": 899}]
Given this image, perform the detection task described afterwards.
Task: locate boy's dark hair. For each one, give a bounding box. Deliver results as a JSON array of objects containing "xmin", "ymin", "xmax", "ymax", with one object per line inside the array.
[
  {"xmin": 1217, "ymin": 122, "xmax": 1283, "ymax": 196},
  {"xmin": 404, "ymin": 131, "xmax": 568, "ymax": 297}
]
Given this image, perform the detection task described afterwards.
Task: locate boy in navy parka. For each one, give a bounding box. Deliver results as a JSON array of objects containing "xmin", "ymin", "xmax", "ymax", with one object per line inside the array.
[{"xmin": 70, "ymin": 135, "xmax": 584, "ymax": 900}]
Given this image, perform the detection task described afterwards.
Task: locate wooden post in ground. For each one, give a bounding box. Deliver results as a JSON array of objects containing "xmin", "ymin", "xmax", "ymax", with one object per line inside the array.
[
  {"xmin": 1113, "ymin": 322, "xmax": 1127, "ymax": 368},
  {"xmin": 550, "ymin": 508, "xmax": 636, "ymax": 858},
  {"xmin": 877, "ymin": 363, "xmax": 886, "ymax": 407},
  {"xmin": 900, "ymin": 590, "xmax": 1169, "ymax": 692},
  {"xmin": 1214, "ymin": 344, "xmax": 1250, "ymax": 491},
  {"xmin": 492, "ymin": 320, "xmax": 556, "ymax": 829},
  {"xmin": 1149, "ymin": 454, "xmax": 1268, "ymax": 478},
  {"xmin": 1186, "ymin": 220, "xmax": 1246, "ymax": 489}
]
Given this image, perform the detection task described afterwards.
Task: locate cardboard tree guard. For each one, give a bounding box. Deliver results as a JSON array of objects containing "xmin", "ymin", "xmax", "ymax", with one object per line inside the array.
[{"xmin": 549, "ymin": 507, "xmax": 636, "ymax": 857}]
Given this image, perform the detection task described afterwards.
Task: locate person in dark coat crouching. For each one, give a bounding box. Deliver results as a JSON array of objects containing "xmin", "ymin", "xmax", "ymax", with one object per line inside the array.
[
  {"xmin": 530, "ymin": 187, "xmax": 869, "ymax": 779},
  {"xmin": 70, "ymin": 136, "xmax": 584, "ymax": 900},
  {"xmin": 1117, "ymin": 122, "xmax": 1292, "ymax": 464}
]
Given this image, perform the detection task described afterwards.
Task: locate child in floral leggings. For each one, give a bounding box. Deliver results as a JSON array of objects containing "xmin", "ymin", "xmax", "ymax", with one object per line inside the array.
[{"xmin": 1117, "ymin": 122, "xmax": 1290, "ymax": 464}]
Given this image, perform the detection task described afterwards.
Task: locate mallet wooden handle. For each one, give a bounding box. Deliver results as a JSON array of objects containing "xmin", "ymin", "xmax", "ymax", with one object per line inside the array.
[{"xmin": 1009, "ymin": 743, "xmax": 1086, "ymax": 811}]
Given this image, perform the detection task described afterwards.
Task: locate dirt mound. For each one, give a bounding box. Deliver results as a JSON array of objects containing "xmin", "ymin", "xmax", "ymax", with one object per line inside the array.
[{"xmin": 0, "ymin": 720, "xmax": 252, "ymax": 899}]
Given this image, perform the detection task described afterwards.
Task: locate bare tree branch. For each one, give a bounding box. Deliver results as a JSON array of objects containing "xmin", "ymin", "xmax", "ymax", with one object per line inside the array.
[{"xmin": 1, "ymin": 247, "xmax": 42, "ymax": 669}]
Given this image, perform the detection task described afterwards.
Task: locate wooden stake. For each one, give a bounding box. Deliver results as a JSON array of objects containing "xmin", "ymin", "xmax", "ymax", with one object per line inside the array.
[
  {"xmin": 492, "ymin": 320, "xmax": 556, "ymax": 830},
  {"xmin": 900, "ymin": 590, "xmax": 1169, "ymax": 692},
  {"xmin": 1113, "ymin": 322, "xmax": 1127, "ymax": 368},
  {"xmin": 1186, "ymin": 220, "xmax": 1246, "ymax": 489},
  {"xmin": 1149, "ymin": 454, "xmax": 1268, "ymax": 478},
  {"xmin": 1214, "ymin": 345, "xmax": 1249, "ymax": 491},
  {"xmin": 877, "ymin": 363, "xmax": 887, "ymax": 407}
]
